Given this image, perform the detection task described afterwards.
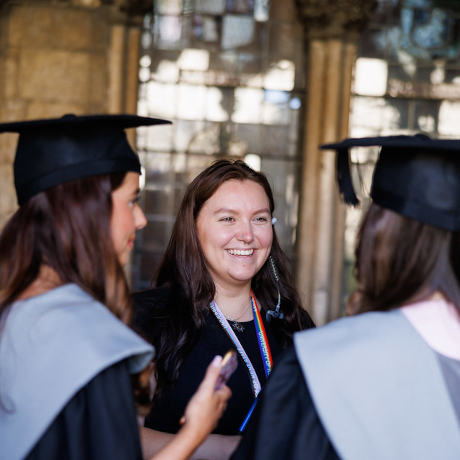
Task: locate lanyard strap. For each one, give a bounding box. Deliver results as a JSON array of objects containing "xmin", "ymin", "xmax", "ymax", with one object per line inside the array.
[
  {"xmin": 209, "ymin": 291, "xmax": 273, "ymax": 397},
  {"xmin": 251, "ymin": 294, "xmax": 273, "ymax": 378}
]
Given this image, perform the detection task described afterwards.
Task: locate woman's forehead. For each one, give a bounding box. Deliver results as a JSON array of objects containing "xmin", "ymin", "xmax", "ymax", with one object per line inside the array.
[{"xmin": 202, "ymin": 180, "xmax": 271, "ymax": 212}]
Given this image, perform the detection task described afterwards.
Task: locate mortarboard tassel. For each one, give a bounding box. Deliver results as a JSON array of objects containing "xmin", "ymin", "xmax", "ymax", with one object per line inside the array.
[{"xmin": 336, "ymin": 148, "xmax": 360, "ymax": 207}]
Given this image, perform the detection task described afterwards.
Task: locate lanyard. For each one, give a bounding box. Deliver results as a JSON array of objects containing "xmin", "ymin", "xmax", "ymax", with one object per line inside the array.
[
  {"xmin": 251, "ymin": 294, "xmax": 273, "ymax": 378},
  {"xmin": 209, "ymin": 291, "xmax": 273, "ymax": 397}
]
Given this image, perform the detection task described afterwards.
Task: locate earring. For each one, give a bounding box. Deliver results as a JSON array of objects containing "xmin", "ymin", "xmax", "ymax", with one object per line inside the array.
[{"xmin": 266, "ymin": 256, "xmax": 285, "ymax": 323}]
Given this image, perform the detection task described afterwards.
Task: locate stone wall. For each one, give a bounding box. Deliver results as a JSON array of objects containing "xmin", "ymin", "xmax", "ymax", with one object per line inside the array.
[
  {"xmin": 0, "ymin": 0, "xmax": 144, "ymax": 227},
  {"xmin": 0, "ymin": 4, "xmax": 17, "ymax": 226}
]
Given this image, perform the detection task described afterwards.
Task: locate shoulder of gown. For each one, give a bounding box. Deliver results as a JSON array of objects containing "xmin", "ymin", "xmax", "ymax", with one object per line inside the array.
[
  {"xmin": 0, "ymin": 284, "xmax": 153, "ymax": 460},
  {"xmin": 131, "ymin": 285, "xmax": 172, "ymax": 318},
  {"xmin": 300, "ymin": 307, "xmax": 316, "ymax": 329},
  {"xmin": 131, "ymin": 286, "xmax": 173, "ymax": 342},
  {"xmin": 26, "ymin": 359, "xmax": 143, "ymax": 460},
  {"xmin": 231, "ymin": 346, "xmax": 340, "ymax": 460}
]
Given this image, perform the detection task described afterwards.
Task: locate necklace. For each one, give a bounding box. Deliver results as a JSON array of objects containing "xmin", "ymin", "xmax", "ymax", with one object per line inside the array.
[{"xmin": 225, "ymin": 302, "xmax": 252, "ymax": 332}]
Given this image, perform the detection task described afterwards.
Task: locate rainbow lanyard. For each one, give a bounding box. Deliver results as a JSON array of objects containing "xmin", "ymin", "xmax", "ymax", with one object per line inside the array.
[
  {"xmin": 251, "ymin": 294, "xmax": 273, "ymax": 378},
  {"xmin": 210, "ymin": 291, "xmax": 273, "ymax": 397}
]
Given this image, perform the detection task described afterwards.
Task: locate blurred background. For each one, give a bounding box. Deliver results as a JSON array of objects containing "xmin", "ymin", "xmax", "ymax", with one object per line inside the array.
[{"xmin": 1, "ymin": 0, "xmax": 459, "ymax": 324}]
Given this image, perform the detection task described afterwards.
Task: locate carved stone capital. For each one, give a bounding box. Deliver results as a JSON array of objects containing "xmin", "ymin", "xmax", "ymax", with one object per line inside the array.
[{"xmin": 295, "ymin": 0, "xmax": 377, "ymax": 41}]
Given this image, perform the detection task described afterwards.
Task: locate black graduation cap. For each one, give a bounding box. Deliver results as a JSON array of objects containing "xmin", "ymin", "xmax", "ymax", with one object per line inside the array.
[
  {"xmin": 0, "ymin": 114, "xmax": 171, "ymax": 206},
  {"xmin": 321, "ymin": 134, "xmax": 460, "ymax": 231}
]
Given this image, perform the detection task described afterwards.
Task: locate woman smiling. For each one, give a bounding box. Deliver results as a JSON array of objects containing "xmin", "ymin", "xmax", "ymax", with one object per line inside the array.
[{"xmin": 131, "ymin": 160, "xmax": 315, "ymax": 459}]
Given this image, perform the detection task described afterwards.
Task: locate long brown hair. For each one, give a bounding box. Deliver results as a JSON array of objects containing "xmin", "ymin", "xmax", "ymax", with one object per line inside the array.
[
  {"xmin": 0, "ymin": 173, "xmax": 150, "ymax": 414},
  {"xmin": 150, "ymin": 159, "xmax": 313, "ymax": 393},
  {"xmin": 348, "ymin": 203, "xmax": 460, "ymax": 315},
  {"xmin": 0, "ymin": 174, "xmax": 129, "ymax": 318}
]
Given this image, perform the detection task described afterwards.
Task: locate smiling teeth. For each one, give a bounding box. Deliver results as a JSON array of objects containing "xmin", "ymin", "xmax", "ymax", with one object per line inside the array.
[{"xmin": 228, "ymin": 249, "xmax": 254, "ymax": 256}]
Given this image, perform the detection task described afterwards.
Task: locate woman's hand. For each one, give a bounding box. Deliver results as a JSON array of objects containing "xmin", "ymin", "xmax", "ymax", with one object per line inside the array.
[
  {"xmin": 180, "ymin": 355, "xmax": 232, "ymax": 444},
  {"xmin": 147, "ymin": 356, "xmax": 232, "ymax": 460}
]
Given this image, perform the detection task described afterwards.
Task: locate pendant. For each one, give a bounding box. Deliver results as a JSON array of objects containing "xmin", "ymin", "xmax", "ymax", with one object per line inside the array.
[{"xmin": 232, "ymin": 321, "xmax": 244, "ymax": 332}]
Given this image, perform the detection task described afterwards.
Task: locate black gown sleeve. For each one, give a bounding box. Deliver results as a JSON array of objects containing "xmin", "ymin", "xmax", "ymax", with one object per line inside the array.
[
  {"xmin": 231, "ymin": 347, "xmax": 340, "ymax": 460},
  {"xmin": 26, "ymin": 359, "xmax": 143, "ymax": 460}
]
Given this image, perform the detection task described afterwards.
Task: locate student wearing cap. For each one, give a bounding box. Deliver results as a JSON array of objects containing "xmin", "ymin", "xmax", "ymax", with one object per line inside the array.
[
  {"xmin": 0, "ymin": 115, "xmax": 231, "ymax": 460},
  {"xmin": 231, "ymin": 134, "xmax": 460, "ymax": 460}
]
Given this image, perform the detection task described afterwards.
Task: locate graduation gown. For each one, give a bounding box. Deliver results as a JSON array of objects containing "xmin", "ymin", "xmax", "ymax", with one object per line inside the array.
[
  {"xmin": 231, "ymin": 346, "xmax": 339, "ymax": 460},
  {"xmin": 25, "ymin": 359, "xmax": 143, "ymax": 460},
  {"xmin": 0, "ymin": 284, "xmax": 154, "ymax": 460},
  {"xmin": 232, "ymin": 308, "xmax": 460, "ymax": 460}
]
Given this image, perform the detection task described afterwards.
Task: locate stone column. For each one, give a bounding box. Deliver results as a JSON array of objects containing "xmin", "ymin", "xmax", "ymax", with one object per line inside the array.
[
  {"xmin": 0, "ymin": 0, "xmax": 148, "ymax": 227},
  {"xmin": 294, "ymin": 0, "xmax": 377, "ymax": 325}
]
